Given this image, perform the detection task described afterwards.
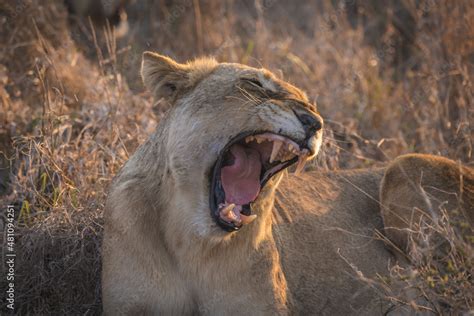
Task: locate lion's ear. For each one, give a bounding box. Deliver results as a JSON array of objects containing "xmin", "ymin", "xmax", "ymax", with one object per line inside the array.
[{"xmin": 141, "ymin": 52, "xmax": 190, "ymax": 102}]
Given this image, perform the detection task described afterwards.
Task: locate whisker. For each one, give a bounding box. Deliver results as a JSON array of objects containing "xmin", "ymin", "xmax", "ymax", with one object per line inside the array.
[
  {"xmin": 322, "ymin": 140, "xmax": 378, "ymax": 162},
  {"xmin": 224, "ymin": 95, "xmax": 256, "ymax": 107},
  {"xmin": 237, "ymin": 86, "xmax": 261, "ymax": 104},
  {"xmin": 323, "ymin": 136, "xmax": 355, "ymax": 144}
]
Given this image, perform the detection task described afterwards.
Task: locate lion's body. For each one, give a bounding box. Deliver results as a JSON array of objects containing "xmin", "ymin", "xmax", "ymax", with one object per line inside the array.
[
  {"xmin": 380, "ymin": 154, "xmax": 474, "ymax": 252},
  {"xmin": 102, "ymin": 54, "xmax": 473, "ymax": 315},
  {"xmin": 273, "ymin": 168, "xmax": 391, "ymax": 314},
  {"xmin": 103, "ymin": 165, "xmax": 392, "ymax": 315}
]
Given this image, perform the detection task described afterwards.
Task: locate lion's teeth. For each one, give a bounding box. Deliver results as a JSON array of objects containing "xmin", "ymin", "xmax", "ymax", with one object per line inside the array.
[
  {"xmin": 270, "ymin": 141, "xmax": 283, "ymax": 163},
  {"xmin": 240, "ymin": 214, "xmax": 257, "ymax": 224},
  {"xmin": 245, "ymin": 136, "xmax": 254, "ymax": 143},
  {"xmin": 229, "ymin": 209, "xmax": 239, "ymax": 221},
  {"xmin": 220, "ymin": 203, "xmax": 235, "ymax": 216},
  {"xmin": 275, "ymin": 151, "xmax": 282, "ymax": 161},
  {"xmin": 294, "ymin": 153, "xmax": 309, "ymax": 175}
]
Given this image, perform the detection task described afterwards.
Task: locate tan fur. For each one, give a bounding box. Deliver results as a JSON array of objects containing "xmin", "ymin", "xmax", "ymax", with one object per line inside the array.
[
  {"xmin": 380, "ymin": 154, "xmax": 474, "ymax": 253},
  {"xmin": 102, "ymin": 53, "xmax": 473, "ymax": 315}
]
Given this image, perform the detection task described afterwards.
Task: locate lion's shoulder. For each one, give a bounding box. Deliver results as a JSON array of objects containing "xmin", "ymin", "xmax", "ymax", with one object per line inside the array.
[{"xmin": 380, "ymin": 153, "xmax": 474, "ymax": 250}]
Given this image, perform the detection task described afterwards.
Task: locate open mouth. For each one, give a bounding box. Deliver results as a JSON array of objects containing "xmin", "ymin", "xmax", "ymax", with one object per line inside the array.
[{"xmin": 210, "ymin": 131, "xmax": 312, "ymax": 232}]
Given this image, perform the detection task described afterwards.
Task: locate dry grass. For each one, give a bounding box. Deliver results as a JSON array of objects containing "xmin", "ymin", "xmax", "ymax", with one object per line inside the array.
[
  {"xmin": 390, "ymin": 210, "xmax": 473, "ymax": 314},
  {"xmin": 352, "ymin": 207, "xmax": 473, "ymax": 314},
  {"xmin": 0, "ymin": 0, "xmax": 472, "ymax": 314}
]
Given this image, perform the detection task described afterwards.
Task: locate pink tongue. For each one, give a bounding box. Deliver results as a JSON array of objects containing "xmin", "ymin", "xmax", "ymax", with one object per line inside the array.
[{"xmin": 221, "ymin": 144, "xmax": 262, "ymax": 205}]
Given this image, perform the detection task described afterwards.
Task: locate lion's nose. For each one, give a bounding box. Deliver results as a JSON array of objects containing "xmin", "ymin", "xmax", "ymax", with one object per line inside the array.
[{"xmin": 295, "ymin": 111, "xmax": 323, "ymax": 136}]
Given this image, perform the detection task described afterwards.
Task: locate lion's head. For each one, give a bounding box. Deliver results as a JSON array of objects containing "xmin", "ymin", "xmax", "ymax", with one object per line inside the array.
[{"xmin": 141, "ymin": 52, "xmax": 323, "ymax": 235}]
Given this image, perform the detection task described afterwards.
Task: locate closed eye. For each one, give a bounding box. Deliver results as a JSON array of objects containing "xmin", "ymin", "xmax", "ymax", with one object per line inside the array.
[
  {"xmin": 285, "ymin": 97, "xmax": 318, "ymax": 112},
  {"xmin": 241, "ymin": 78, "xmax": 263, "ymax": 88}
]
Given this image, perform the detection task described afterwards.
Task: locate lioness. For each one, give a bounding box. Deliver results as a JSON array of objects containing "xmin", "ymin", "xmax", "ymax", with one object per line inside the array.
[{"xmin": 102, "ymin": 53, "xmax": 473, "ymax": 315}]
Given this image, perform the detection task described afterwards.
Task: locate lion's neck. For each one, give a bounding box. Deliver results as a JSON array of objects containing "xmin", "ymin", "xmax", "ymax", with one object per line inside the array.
[{"xmin": 194, "ymin": 185, "xmax": 279, "ymax": 259}]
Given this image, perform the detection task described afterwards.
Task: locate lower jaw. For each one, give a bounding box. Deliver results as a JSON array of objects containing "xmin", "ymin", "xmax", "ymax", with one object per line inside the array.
[{"xmin": 212, "ymin": 174, "xmax": 283, "ymax": 233}]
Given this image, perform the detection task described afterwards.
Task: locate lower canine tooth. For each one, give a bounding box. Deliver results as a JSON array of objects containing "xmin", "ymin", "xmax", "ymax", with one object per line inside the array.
[
  {"xmin": 294, "ymin": 153, "xmax": 309, "ymax": 175},
  {"xmin": 220, "ymin": 203, "xmax": 235, "ymax": 216},
  {"xmin": 228, "ymin": 210, "xmax": 242, "ymax": 225},
  {"xmin": 240, "ymin": 214, "xmax": 257, "ymax": 224},
  {"xmin": 270, "ymin": 141, "xmax": 283, "ymax": 163}
]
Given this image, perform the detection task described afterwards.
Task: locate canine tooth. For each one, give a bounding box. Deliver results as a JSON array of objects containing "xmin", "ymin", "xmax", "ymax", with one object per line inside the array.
[
  {"xmin": 240, "ymin": 214, "xmax": 257, "ymax": 225},
  {"xmin": 274, "ymin": 152, "xmax": 281, "ymax": 162},
  {"xmin": 220, "ymin": 203, "xmax": 235, "ymax": 216},
  {"xmin": 270, "ymin": 141, "xmax": 283, "ymax": 163},
  {"xmin": 288, "ymin": 144, "xmax": 294, "ymax": 151},
  {"xmin": 278, "ymin": 149, "xmax": 287, "ymax": 161},
  {"xmin": 229, "ymin": 209, "xmax": 239, "ymax": 220},
  {"xmin": 228, "ymin": 210, "xmax": 242, "ymax": 225},
  {"xmin": 294, "ymin": 153, "xmax": 309, "ymax": 175},
  {"xmin": 256, "ymin": 137, "xmax": 263, "ymax": 144}
]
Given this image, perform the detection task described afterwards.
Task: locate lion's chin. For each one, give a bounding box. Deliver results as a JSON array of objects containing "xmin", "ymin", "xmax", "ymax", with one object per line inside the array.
[{"xmin": 209, "ymin": 131, "xmax": 314, "ymax": 232}]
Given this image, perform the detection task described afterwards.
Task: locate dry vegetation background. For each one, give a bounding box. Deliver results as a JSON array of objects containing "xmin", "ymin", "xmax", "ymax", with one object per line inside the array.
[{"xmin": 0, "ymin": 0, "xmax": 473, "ymax": 314}]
